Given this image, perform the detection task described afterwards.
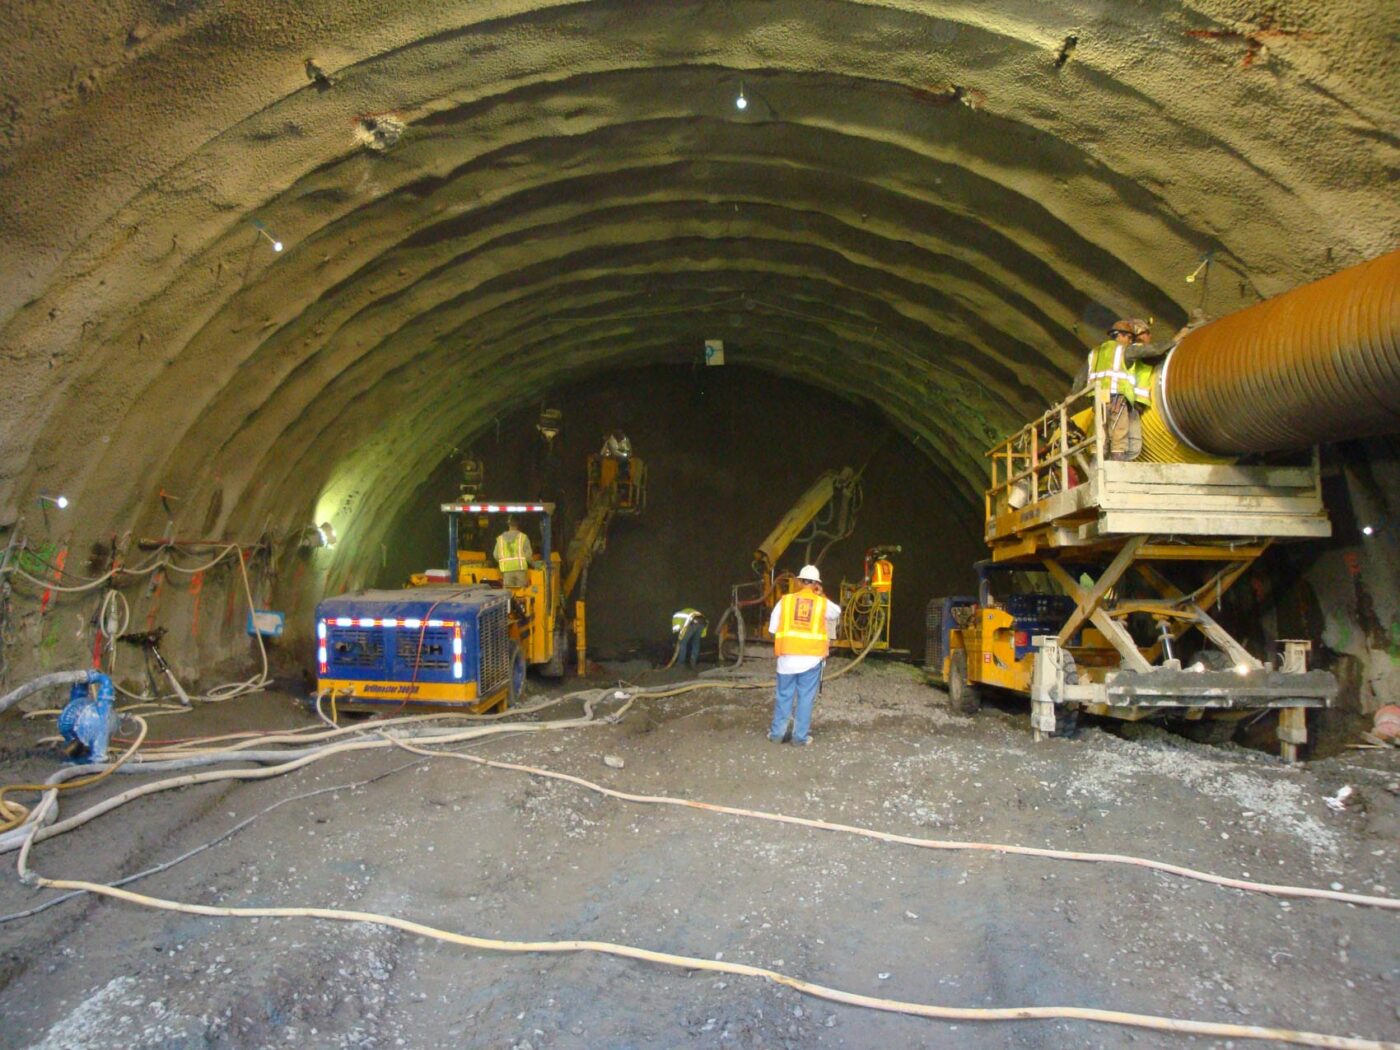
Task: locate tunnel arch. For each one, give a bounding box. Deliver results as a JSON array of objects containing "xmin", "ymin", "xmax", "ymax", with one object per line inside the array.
[{"xmin": 1, "ymin": 0, "xmax": 1396, "ymax": 672}]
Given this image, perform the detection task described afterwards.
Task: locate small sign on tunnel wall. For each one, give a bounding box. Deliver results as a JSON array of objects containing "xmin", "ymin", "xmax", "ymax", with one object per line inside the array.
[{"xmin": 704, "ymin": 339, "xmax": 724, "ymax": 366}]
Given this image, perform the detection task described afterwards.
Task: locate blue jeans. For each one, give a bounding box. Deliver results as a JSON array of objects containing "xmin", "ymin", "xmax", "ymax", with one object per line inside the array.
[
  {"xmin": 678, "ymin": 624, "xmax": 702, "ymax": 668},
  {"xmin": 770, "ymin": 663, "xmax": 823, "ymax": 743}
]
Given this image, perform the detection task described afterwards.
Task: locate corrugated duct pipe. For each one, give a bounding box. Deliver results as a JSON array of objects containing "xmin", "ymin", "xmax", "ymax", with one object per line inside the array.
[{"xmin": 1157, "ymin": 248, "xmax": 1400, "ymax": 456}]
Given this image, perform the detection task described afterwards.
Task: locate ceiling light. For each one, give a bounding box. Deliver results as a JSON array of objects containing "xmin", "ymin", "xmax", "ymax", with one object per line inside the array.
[
  {"xmin": 251, "ymin": 219, "xmax": 285, "ymax": 254},
  {"xmin": 1362, "ymin": 525, "xmax": 1375, "ymax": 536},
  {"xmin": 37, "ymin": 494, "xmax": 68, "ymax": 509},
  {"xmin": 736, "ymin": 84, "xmax": 748, "ymax": 110}
]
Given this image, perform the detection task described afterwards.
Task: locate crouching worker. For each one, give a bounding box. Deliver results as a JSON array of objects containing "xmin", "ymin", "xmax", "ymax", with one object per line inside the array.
[
  {"xmin": 670, "ymin": 607, "xmax": 707, "ymax": 670},
  {"xmin": 768, "ymin": 565, "xmax": 841, "ymax": 747}
]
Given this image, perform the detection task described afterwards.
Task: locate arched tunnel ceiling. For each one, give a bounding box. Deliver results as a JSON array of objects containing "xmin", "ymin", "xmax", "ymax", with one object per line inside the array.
[{"xmin": 2, "ymin": 0, "xmax": 1398, "ymax": 563}]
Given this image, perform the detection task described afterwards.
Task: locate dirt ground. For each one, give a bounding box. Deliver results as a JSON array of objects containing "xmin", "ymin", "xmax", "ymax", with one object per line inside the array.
[{"xmin": 1, "ymin": 659, "xmax": 1398, "ymax": 1049}]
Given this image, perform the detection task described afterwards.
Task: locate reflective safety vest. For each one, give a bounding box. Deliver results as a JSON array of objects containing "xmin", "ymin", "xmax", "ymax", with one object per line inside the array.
[
  {"xmin": 672, "ymin": 608, "xmax": 707, "ymax": 637},
  {"xmin": 871, "ymin": 559, "xmax": 893, "ymax": 593},
  {"xmin": 773, "ymin": 590, "xmax": 831, "ymax": 658},
  {"xmin": 1086, "ymin": 340, "xmax": 1151, "ymax": 406},
  {"xmin": 493, "ymin": 530, "xmax": 530, "ymax": 573}
]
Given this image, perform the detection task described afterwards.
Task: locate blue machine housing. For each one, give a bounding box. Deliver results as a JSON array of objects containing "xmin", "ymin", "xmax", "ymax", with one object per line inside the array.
[
  {"xmin": 315, "ymin": 587, "xmax": 514, "ymax": 707},
  {"xmin": 58, "ymin": 672, "xmax": 117, "ymax": 764}
]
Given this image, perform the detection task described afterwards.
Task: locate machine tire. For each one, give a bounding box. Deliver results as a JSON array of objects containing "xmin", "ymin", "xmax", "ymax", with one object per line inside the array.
[
  {"xmin": 541, "ymin": 626, "xmax": 568, "ymax": 678},
  {"xmin": 948, "ymin": 649, "xmax": 982, "ymax": 715},
  {"xmin": 1050, "ymin": 705, "xmax": 1080, "ymax": 738},
  {"xmin": 509, "ymin": 641, "xmax": 527, "ymax": 703}
]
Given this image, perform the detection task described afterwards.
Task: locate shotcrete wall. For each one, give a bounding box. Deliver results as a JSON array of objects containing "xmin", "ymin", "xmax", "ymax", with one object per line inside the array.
[{"xmin": 1, "ymin": 1, "xmax": 1398, "ymax": 742}]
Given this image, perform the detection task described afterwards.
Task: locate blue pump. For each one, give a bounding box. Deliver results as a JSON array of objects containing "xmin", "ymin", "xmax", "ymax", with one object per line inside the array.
[{"xmin": 56, "ymin": 672, "xmax": 117, "ymax": 764}]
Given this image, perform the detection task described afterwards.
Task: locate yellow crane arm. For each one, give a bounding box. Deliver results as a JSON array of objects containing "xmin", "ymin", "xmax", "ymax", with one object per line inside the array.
[
  {"xmin": 753, "ymin": 466, "xmax": 858, "ymax": 573},
  {"xmin": 561, "ymin": 487, "xmax": 619, "ymax": 602}
]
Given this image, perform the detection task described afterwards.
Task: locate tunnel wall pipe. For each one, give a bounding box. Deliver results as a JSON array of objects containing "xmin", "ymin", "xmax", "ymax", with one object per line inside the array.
[{"xmin": 1159, "ymin": 249, "xmax": 1400, "ymax": 456}]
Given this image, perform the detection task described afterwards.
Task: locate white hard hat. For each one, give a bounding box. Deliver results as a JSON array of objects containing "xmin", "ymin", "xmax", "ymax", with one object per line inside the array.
[{"xmin": 797, "ymin": 564, "xmax": 822, "ymax": 583}]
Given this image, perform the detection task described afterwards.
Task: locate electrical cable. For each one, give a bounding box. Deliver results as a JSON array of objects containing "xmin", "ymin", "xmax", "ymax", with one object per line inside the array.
[
  {"xmin": 390, "ymin": 735, "xmax": 1400, "ymax": 912},
  {"xmin": 0, "ymin": 754, "xmax": 428, "ymax": 925},
  {"xmin": 9, "ymin": 738, "xmax": 1395, "ymax": 1050},
  {"xmin": 4, "ymin": 676, "xmax": 1398, "ymax": 1045},
  {"xmin": 12, "ymin": 655, "xmax": 1377, "ymax": 908},
  {"xmin": 0, "ymin": 690, "xmax": 638, "ymax": 853},
  {"xmin": 1, "ymin": 541, "xmax": 270, "ymax": 707}
]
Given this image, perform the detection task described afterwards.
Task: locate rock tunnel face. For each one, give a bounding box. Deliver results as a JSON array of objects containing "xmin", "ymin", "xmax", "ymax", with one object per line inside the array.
[{"xmin": 2, "ymin": 2, "xmax": 1398, "ymax": 704}]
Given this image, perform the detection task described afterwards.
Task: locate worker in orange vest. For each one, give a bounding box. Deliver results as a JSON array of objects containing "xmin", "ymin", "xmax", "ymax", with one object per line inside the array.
[{"xmin": 767, "ymin": 564, "xmax": 842, "ymax": 747}]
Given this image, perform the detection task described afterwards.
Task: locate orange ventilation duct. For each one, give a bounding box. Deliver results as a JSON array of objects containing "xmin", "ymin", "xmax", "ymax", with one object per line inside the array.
[{"xmin": 1158, "ymin": 249, "xmax": 1400, "ymax": 455}]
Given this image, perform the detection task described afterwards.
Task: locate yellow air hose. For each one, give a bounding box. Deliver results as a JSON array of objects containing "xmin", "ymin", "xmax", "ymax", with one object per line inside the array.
[
  {"xmin": 0, "ymin": 716, "xmax": 148, "ymax": 833},
  {"xmin": 12, "ymin": 748, "xmax": 1397, "ymax": 1050},
  {"xmin": 7, "ymin": 669, "xmax": 1399, "ymax": 1048}
]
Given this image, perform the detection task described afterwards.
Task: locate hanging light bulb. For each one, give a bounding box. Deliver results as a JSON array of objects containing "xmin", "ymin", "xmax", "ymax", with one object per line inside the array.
[
  {"xmin": 736, "ymin": 83, "xmax": 748, "ymax": 110},
  {"xmin": 37, "ymin": 493, "xmax": 68, "ymax": 509}
]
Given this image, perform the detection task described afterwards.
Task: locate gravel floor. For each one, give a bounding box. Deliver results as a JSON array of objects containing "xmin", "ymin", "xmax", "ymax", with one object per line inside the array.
[{"xmin": 0, "ymin": 659, "xmax": 1397, "ymax": 1049}]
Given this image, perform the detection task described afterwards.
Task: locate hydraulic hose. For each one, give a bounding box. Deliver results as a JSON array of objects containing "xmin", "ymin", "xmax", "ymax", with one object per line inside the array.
[
  {"xmin": 1159, "ymin": 248, "xmax": 1400, "ymax": 455},
  {"xmin": 0, "ymin": 716, "xmax": 148, "ymax": 833},
  {"xmin": 0, "ymin": 670, "xmax": 97, "ymax": 718},
  {"xmin": 6, "ymin": 706, "xmax": 1398, "ymax": 1049}
]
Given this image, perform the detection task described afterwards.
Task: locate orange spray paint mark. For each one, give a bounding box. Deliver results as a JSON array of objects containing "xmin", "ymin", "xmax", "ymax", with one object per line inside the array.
[
  {"xmin": 189, "ymin": 570, "xmax": 205, "ymax": 638},
  {"xmin": 223, "ymin": 575, "xmax": 239, "ymax": 628},
  {"xmin": 40, "ymin": 548, "xmax": 67, "ymax": 615},
  {"xmin": 146, "ymin": 573, "xmax": 165, "ymax": 631},
  {"xmin": 1186, "ymin": 23, "xmax": 1317, "ymax": 68}
]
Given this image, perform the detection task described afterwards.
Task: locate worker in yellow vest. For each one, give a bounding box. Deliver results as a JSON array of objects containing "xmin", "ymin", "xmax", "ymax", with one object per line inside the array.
[
  {"xmin": 492, "ymin": 516, "xmax": 533, "ymax": 590},
  {"xmin": 1075, "ymin": 318, "xmax": 1159, "ymax": 461},
  {"xmin": 767, "ymin": 564, "xmax": 842, "ymax": 747},
  {"xmin": 670, "ymin": 608, "xmax": 707, "ymax": 670}
]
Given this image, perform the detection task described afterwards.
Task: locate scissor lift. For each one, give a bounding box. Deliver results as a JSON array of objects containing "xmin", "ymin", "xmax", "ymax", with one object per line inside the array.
[{"xmin": 979, "ymin": 386, "xmax": 1336, "ymax": 760}]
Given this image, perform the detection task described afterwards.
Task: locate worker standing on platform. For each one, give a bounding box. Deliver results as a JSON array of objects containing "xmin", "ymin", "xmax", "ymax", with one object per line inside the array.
[
  {"xmin": 492, "ymin": 515, "xmax": 533, "ymax": 590},
  {"xmin": 601, "ymin": 428, "xmax": 633, "ymax": 480},
  {"xmin": 1077, "ymin": 318, "xmax": 1157, "ymax": 461},
  {"xmin": 671, "ymin": 607, "xmax": 707, "ymax": 670},
  {"xmin": 768, "ymin": 564, "xmax": 841, "ymax": 747}
]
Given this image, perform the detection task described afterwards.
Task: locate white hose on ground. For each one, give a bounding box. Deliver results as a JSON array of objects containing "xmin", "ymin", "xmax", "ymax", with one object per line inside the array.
[
  {"xmin": 0, "ymin": 755, "xmax": 430, "ymax": 924},
  {"xmin": 6, "ymin": 677, "xmax": 1400, "ymax": 1047},
  {"xmin": 391, "ymin": 737, "xmax": 1400, "ymax": 912},
  {"xmin": 12, "ymin": 797, "xmax": 1396, "ymax": 1050},
  {"xmin": 5, "ymin": 677, "xmax": 1397, "ymax": 920},
  {"xmin": 0, "ymin": 691, "xmax": 630, "ymax": 854}
]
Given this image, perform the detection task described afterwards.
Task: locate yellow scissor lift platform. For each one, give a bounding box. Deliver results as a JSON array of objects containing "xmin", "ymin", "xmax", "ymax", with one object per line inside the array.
[{"xmin": 975, "ymin": 387, "xmax": 1336, "ymax": 760}]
